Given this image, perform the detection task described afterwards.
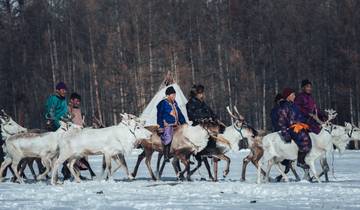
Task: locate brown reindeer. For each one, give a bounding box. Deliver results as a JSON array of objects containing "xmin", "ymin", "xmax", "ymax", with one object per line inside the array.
[
  {"xmin": 132, "ymin": 120, "xmax": 221, "ymax": 181},
  {"xmin": 186, "ymin": 106, "xmax": 260, "ymax": 181}
]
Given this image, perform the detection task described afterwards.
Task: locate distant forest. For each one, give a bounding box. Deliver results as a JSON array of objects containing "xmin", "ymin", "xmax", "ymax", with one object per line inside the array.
[{"xmin": 0, "ymin": 0, "xmax": 359, "ymax": 133}]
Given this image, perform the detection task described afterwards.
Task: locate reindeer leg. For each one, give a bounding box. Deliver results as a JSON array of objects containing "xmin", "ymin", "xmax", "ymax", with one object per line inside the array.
[
  {"xmin": 251, "ymin": 158, "xmax": 266, "ymax": 176},
  {"xmin": 178, "ymin": 155, "xmax": 189, "ymax": 181},
  {"xmin": 51, "ymin": 156, "xmax": 68, "ymax": 185},
  {"xmin": 185, "ymin": 155, "xmax": 192, "ymax": 181},
  {"xmin": 189, "ymin": 155, "xmax": 202, "ymax": 176},
  {"xmin": 257, "ymin": 159, "xmax": 263, "ymax": 184},
  {"xmin": 11, "ymin": 158, "xmax": 23, "ymax": 184},
  {"xmin": 158, "ymin": 156, "xmax": 167, "ymax": 180},
  {"xmin": 241, "ymin": 155, "xmax": 251, "ymax": 181},
  {"xmin": 37, "ymin": 159, "xmax": 51, "ymax": 180},
  {"xmin": 28, "ymin": 159, "xmax": 37, "ymax": 180},
  {"xmin": 111, "ymin": 156, "xmax": 122, "ymax": 175},
  {"xmin": 68, "ymin": 158, "xmax": 81, "ymax": 183},
  {"xmin": 217, "ymin": 154, "xmax": 231, "ymax": 178},
  {"xmin": 275, "ymin": 163, "xmax": 289, "ymax": 182},
  {"xmin": 114, "ymin": 154, "xmax": 132, "ymax": 180},
  {"xmin": 290, "ymin": 162, "xmax": 301, "ymax": 181},
  {"xmin": 213, "ymin": 157, "xmax": 219, "ymax": 182},
  {"xmin": 171, "ymin": 157, "xmax": 180, "ymax": 178},
  {"xmin": 309, "ymin": 160, "xmax": 321, "ymax": 183},
  {"xmin": 319, "ymin": 157, "xmax": 329, "ymax": 182},
  {"xmin": 265, "ymin": 159, "xmax": 274, "ymax": 182},
  {"xmin": 143, "ymin": 151, "xmax": 156, "ymax": 181},
  {"xmin": 156, "ymin": 152, "xmax": 163, "ymax": 179},
  {"xmin": 18, "ymin": 159, "xmax": 28, "ymax": 180},
  {"xmin": 203, "ymin": 157, "xmax": 214, "ymax": 181},
  {"xmin": 131, "ymin": 151, "xmax": 145, "ymax": 178},
  {"xmin": 177, "ymin": 154, "xmax": 191, "ymax": 181},
  {"xmin": 82, "ymin": 158, "xmax": 96, "ymax": 179},
  {"xmin": 104, "ymin": 154, "xmax": 112, "ymax": 180},
  {"xmin": 0, "ymin": 157, "xmax": 12, "ymax": 182},
  {"xmin": 101, "ymin": 155, "xmax": 106, "ymax": 178}
]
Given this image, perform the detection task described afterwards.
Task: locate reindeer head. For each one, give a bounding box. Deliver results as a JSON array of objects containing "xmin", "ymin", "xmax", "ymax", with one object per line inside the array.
[
  {"xmin": 226, "ymin": 106, "xmax": 257, "ymax": 139},
  {"xmin": 344, "ymin": 122, "xmax": 360, "ymax": 140},
  {"xmin": 329, "ymin": 122, "xmax": 355, "ymax": 154},
  {"xmin": 0, "ymin": 109, "xmax": 11, "ymax": 123},
  {"xmin": 0, "ymin": 110, "xmax": 27, "ymax": 136},
  {"xmin": 198, "ymin": 118, "xmax": 222, "ymax": 136},
  {"xmin": 120, "ymin": 113, "xmax": 152, "ymax": 140}
]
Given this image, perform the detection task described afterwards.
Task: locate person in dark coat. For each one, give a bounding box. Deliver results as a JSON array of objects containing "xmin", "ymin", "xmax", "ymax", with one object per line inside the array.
[
  {"xmin": 157, "ymin": 86, "xmax": 186, "ymax": 161},
  {"xmin": 295, "ymin": 79, "xmax": 327, "ymax": 134},
  {"xmin": 186, "ymin": 84, "xmax": 217, "ymax": 126},
  {"xmin": 186, "ymin": 84, "xmax": 220, "ymax": 150},
  {"xmin": 275, "ymin": 88, "xmax": 312, "ymax": 169},
  {"xmin": 271, "ymin": 93, "xmax": 296, "ymax": 181}
]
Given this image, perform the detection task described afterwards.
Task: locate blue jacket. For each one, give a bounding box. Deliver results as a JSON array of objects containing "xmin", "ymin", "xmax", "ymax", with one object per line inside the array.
[{"xmin": 157, "ymin": 99, "xmax": 186, "ymax": 128}]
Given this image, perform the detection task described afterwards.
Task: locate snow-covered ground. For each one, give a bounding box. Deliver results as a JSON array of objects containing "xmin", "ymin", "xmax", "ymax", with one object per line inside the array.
[{"xmin": 1, "ymin": 150, "xmax": 360, "ymax": 210}]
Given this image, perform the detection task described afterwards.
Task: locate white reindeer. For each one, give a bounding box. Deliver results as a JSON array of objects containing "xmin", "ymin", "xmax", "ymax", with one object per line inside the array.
[
  {"xmin": 0, "ymin": 120, "xmax": 79, "ymax": 183},
  {"xmin": 0, "ymin": 110, "xmax": 40, "ymax": 180},
  {"xmin": 258, "ymin": 109, "xmax": 347, "ymax": 184},
  {"xmin": 51, "ymin": 113, "xmax": 152, "ymax": 185},
  {"xmin": 315, "ymin": 122, "xmax": 360, "ymax": 182}
]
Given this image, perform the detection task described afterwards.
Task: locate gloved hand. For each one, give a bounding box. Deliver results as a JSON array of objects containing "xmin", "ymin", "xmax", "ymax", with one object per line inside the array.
[
  {"xmin": 46, "ymin": 120, "xmax": 55, "ymax": 131},
  {"xmin": 283, "ymin": 134, "xmax": 292, "ymax": 143},
  {"xmin": 157, "ymin": 128, "xmax": 164, "ymax": 136}
]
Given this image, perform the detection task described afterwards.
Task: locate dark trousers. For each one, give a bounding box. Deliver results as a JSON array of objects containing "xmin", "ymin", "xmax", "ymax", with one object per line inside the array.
[{"xmin": 289, "ymin": 129, "xmax": 312, "ymax": 153}]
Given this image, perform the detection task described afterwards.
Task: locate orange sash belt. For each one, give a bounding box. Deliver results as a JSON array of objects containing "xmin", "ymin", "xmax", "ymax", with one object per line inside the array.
[{"xmin": 290, "ymin": 123, "xmax": 309, "ymax": 133}]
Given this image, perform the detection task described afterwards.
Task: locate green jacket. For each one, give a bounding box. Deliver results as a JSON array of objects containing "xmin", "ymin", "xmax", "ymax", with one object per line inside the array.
[{"xmin": 44, "ymin": 94, "xmax": 68, "ymax": 129}]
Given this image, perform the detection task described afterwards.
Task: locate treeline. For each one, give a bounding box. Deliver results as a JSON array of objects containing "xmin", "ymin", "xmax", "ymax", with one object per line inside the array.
[{"xmin": 0, "ymin": 0, "xmax": 359, "ymax": 133}]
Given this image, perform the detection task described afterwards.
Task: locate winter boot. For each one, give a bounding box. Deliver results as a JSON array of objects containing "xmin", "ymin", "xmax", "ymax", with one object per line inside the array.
[
  {"xmin": 163, "ymin": 144, "xmax": 171, "ymax": 162},
  {"xmin": 297, "ymin": 151, "xmax": 310, "ymax": 169}
]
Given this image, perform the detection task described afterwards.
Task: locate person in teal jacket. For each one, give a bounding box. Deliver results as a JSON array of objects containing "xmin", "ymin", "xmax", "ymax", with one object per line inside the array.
[{"xmin": 44, "ymin": 82, "xmax": 68, "ymax": 131}]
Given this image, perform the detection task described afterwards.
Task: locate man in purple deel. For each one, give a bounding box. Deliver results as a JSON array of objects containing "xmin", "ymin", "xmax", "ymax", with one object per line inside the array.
[{"xmin": 295, "ymin": 79, "xmax": 327, "ymax": 134}]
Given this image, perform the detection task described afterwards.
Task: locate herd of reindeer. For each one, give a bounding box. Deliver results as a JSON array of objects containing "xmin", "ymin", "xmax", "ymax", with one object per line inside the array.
[{"xmin": 0, "ymin": 106, "xmax": 359, "ymax": 186}]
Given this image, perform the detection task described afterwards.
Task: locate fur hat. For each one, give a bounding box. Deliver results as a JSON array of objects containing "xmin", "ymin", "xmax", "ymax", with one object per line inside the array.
[
  {"xmin": 55, "ymin": 82, "xmax": 67, "ymax": 90},
  {"xmin": 301, "ymin": 79, "xmax": 312, "ymax": 87},
  {"xmin": 282, "ymin": 88, "xmax": 295, "ymax": 99}
]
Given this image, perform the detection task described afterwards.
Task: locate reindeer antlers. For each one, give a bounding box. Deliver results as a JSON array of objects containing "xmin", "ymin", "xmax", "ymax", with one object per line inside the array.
[
  {"xmin": 233, "ymin": 105, "xmax": 245, "ymax": 121},
  {"xmin": 325, "ymin": 109, "xmax": 338, "ymax": 122},
  {"xmin": 226, "ymin": 106, "xmax": 245, "ymax": 121},
  {"xmin": 226, "ymin": 106, "xmax": 238, "ymax": 119},
  {"xmin": 309, "ymin": 109, "xmax": 338, "ymax": 125}
]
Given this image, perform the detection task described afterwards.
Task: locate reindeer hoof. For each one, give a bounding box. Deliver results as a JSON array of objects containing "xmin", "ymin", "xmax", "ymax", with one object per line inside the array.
[
  {"xmin": 240, "ymin": 178, "xmax": 246, "ymax": 182},
  {"xmin": 128, "ymin": 174, "xmax": 134, "ymax": 180},
  {"xmin": 178, "ymin": 175, "xmax": 185, "ymax": 181}
]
